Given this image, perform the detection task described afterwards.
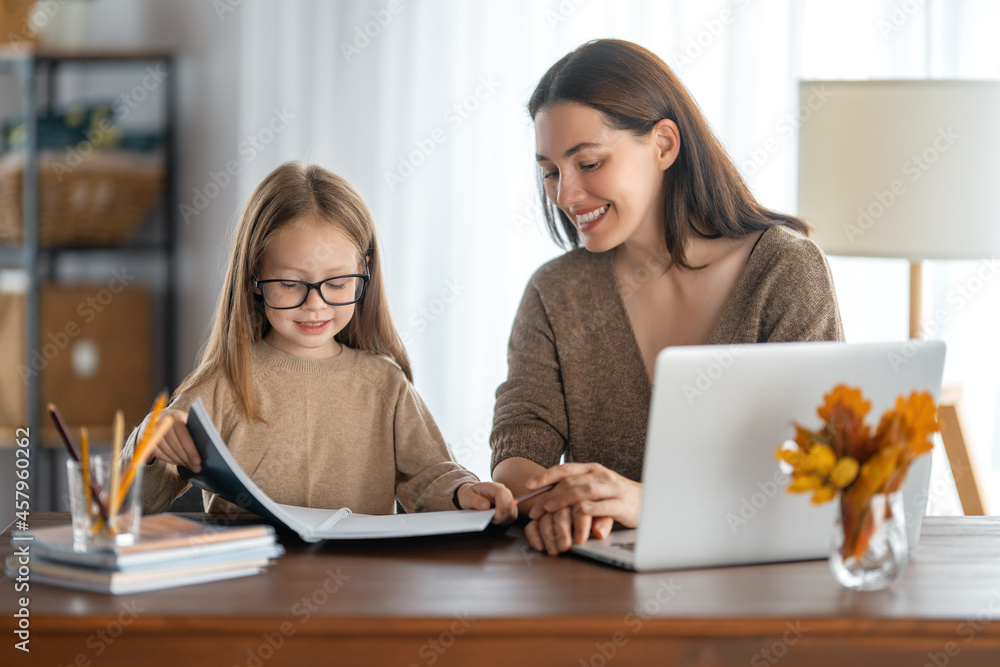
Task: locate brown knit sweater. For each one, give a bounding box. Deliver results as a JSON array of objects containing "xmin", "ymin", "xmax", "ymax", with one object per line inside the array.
[
  {"xmin": 126, "ymin": 341, "xmax": 478, "ymax": 515},
  {"xmin": 490, "ymin": 225, "xmax": 845, "ymax": 481}
]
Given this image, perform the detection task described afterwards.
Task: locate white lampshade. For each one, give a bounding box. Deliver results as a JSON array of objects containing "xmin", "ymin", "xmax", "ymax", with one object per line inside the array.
[{"xmin": 797, "ymin": 80, "xmax": 1000, "ymax": 260}]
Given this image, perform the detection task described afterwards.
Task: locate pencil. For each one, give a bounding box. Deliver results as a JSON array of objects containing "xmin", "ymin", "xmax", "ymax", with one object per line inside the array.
[
  {"xmin": 111, "ymin": 392, "xmax": 167, "ymax": 509},
  {"xmin": 47, "ymin": 403, "xmax": 79, "ymax": 459},
  {"xmin": 79, "ymin": 427, "xmax": 93, "ymax": 527},
  {"xmin": 115, "ymin": 413, "xmax": 174, "ymax": 511},
  {"xmin": 108, "ymin": 411, "xmax": 125, "ymax": 534},
  {"xmin": 48, "ymin": 403, "xmax": 109, "ymax": 522},
  {"xmin": 136, "ymin": 392, "xmax": 168, "ymax": 456},
  {"xmin": 514, "ymin": 484, "xmax": 555, "ymax": 504}
]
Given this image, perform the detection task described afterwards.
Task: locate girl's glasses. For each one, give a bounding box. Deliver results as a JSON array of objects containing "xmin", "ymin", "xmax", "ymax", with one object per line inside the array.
[{"xmin": 253, "ymin": 270, "xmax": 370, "ymax": 309}]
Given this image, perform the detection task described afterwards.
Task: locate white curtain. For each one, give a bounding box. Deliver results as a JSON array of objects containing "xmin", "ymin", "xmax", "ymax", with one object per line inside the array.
[{"xmin": 226, "ymin": 0, "xmax": 999, "ymax": 508}]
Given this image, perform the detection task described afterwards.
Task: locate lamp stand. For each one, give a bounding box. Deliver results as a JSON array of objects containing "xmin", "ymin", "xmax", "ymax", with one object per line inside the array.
[
  {"xmin": 911, "ymin": 260, "xmax": 988, "ymax": 515},
  {"xmin": 909, "ymin": 261, "xmax": 923, "ymax": 339}
]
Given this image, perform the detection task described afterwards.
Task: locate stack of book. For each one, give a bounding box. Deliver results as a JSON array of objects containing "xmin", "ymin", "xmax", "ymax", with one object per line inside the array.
[{"xmin": 6, "ymin": 514, "xmax": 283, "ymax": 594}]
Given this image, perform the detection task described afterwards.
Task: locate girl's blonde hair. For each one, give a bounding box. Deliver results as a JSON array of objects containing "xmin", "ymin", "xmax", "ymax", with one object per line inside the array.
[{"xmin": 174, "ymin": 162, "xmax": 412, "ymax": 421}]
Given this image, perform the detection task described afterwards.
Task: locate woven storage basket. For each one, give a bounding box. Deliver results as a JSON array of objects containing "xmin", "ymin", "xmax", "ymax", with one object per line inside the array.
[
  {"xmin": 0, "ymin": 150, "xmax": 164, "ymax": 246},
  {"xmin": 0, "ymin": 0, "xmax": 40, "ymax": 49}
]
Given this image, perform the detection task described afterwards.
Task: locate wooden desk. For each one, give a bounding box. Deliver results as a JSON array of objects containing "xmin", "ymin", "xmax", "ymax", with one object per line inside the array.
[{"xmin": 3, "ymin": 514, "xmax": 999, "ymax": 666}]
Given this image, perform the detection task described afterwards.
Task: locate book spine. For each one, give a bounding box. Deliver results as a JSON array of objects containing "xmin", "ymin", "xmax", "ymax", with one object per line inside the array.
[{"xmin": 315, "ymin": 508, "xmax": 352, "ymax": 531}]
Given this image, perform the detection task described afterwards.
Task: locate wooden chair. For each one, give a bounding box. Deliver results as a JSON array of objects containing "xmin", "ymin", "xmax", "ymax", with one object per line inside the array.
[{"xmin": 939, "ymin": 384, "xmax": 989, "ymax": 515}]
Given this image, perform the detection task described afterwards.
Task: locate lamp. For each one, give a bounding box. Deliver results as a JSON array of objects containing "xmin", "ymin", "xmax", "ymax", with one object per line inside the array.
[{"xmin": 797, "ymin": 79, "xmax": 1000, "ymax": 515}]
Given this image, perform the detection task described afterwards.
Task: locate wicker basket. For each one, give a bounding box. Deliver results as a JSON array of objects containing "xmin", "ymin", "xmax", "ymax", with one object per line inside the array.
[
  {"xmin": 0, "ymin": 150, "xmax": 164, "ymax": 246},
  {"xmin": 0, "ymin": 0, "xmax": 40, "ymax": 49}
]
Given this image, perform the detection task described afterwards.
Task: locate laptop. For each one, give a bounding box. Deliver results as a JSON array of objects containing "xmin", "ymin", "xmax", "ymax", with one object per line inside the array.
[{"xmin": 571, "ymin": 340, "xmax": 947, "ymax": 572}]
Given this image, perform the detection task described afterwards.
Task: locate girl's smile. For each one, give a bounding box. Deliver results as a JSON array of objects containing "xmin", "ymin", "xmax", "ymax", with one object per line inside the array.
[{"xmin": 295, "ymin": 319, "xmax": 332, "ymax": 334}]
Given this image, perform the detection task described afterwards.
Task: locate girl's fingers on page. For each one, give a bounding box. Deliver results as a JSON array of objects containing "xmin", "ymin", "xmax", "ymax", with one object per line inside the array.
[
  {"xmin": 175, "ymin": 423, "xmax": 201, "ymax": 472},
  {"xmin": 492, "ymin": 485, "xmax": 518, "ymax": 524},
  {"xmin": 158, "ymin": 425, "xmax": 197, "ymax": 470},
  {"xmin": 152, "ymin": 432, "xmax": 185, "ymax": 467}
]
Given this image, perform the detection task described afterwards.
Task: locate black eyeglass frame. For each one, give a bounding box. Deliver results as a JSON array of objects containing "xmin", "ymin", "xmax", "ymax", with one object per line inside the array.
[{"xmin": 253, "ymin": 268, "xmax": 370, "ymax": 309}]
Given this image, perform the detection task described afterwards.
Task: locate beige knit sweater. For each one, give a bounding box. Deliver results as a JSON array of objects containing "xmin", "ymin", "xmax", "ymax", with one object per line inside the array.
[
  {"xmin": 490, "ymin": 225, "xmax": 845, "ymax": 481},
  {"xmin": 128, "ymin": 341, "xmax": 478, "ymax": 515}
]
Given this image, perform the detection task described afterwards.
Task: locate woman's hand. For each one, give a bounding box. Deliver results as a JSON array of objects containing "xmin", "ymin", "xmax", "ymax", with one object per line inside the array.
[
  {"xmin": 523, "ymin": 462, "xmax": 642, "ymax": 554},
  {"xmin": 456, "ymin": 482, "xmax": 518, "ymax": 524},
  {"xmin": 147, "ymin": 410, "xmax": 201, "ymax": 472},
  {"xmin": 524, "ymin": 505, "xmax": 616, "ymax": 555}
]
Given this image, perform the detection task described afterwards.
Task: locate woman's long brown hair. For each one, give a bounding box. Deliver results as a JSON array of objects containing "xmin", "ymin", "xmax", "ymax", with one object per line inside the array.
[
  {"xmin": 529, "ymin": 39, "xmax": 809, "ymax": 269},
  {"xmin": 173, "ymin": 162, "xmax": 412, "ymax": 421}
]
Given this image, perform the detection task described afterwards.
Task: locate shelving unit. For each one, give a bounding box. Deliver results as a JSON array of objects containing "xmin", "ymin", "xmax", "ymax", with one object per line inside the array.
[{"xmin": 0, "ymin": 50, "xmax": 177, "ymax": 511}]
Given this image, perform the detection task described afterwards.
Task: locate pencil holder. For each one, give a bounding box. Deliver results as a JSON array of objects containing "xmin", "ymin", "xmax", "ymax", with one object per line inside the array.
[{"xmin": 67, "ymin": 454, "xmax": 143, "ymax": 550}]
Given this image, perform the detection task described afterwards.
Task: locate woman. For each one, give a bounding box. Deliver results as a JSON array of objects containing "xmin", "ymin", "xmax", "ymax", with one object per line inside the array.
[{"xmin": 491, "ymin": 39, "xmax": 844, "ymax": 555}]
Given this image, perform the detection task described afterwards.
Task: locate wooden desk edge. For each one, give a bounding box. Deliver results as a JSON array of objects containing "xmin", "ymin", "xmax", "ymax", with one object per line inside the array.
[{"xmin": 20, "ymin": 615, "xmax": 1000, "ymax": 639}]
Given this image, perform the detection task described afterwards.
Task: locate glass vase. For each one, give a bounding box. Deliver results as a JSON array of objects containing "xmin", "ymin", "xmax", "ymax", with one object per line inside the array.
[{"xmin": 829, "ymin": 491, "xmax": 908, "ymax": 591}]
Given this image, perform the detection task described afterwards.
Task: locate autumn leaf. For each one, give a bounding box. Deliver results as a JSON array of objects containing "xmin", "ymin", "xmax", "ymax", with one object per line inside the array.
[
  {"xmin": 818, "ymin": 385, "xmax": 871, "ymax": 423},
  {"xmin": 778, "ymin": 385, "xmax": 940, "ymax": 561},
  {"xmin": 819, "ymin": 386, "xmax": 872, "ymax": 459},
  {"xmin": 788, "ymin": 474, "xmax": 824, "ymax": 492},
  {"xmin": 811, "ymin": 485, "xmax": 836, "ymax": 505},
  {"xmin": 830, "ymin": 456, "xmax": 859, "ymax": 489},
  {"xmin": 801, "ymin": 443, "xmax": 837, "ymax": 475}
]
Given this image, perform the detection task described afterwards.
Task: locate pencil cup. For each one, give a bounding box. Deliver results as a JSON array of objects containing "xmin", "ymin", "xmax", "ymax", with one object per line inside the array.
[{"xmin": 67, "ymin": 454, "xmax": 143, "ymax": 550}]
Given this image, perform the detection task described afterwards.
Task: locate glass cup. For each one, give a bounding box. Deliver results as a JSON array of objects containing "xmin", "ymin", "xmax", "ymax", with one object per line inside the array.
[
  {"xmin": 829, "ymin": 491, "xmax": 908, "ymax": 591},
  {"xmin": 67, "ymin": 454, "xmax": 143, "ymax": 550}
]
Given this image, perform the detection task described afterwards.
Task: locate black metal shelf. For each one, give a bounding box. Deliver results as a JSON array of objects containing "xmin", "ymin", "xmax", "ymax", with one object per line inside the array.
[
  {"xmin": 0, "ymin": 50, "xmax": 177, "ymax": 511},
  {"xmin": 2, "ymin": 241, "xmax": 177, "ymax": 256}
]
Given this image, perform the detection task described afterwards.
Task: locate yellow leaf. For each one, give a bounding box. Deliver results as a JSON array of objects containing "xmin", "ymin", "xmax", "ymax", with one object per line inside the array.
[
  {"xmin": 775, "ymin": 448, "xmax": 802, "ymax": 467},
  {"xmin": 811, "ymin": 485, "xmax": 836, "ymax": 504},
  {"xmin": 802, "ymin": 443, "xmax": 836, "ymax": 475},
  {"xmin": 830, "ymin": 456, "xmax": 860, "ymax": 489},
  {"xmin": 788, "ymin": 474, "xmax": 823, "ymax": 493}
]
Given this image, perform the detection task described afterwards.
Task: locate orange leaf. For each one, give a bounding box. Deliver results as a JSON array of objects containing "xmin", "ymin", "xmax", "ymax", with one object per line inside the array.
[
  {"xmin": 818, "ymin": 385, "xmax": 871, "ymax": 423},
  {"xmin": 811, "ymin": 485, "xmax": 836, "ymax": 505},
  {"xmin": 788, "ymin": 474, "xmax": 824, "ymax": 493}
]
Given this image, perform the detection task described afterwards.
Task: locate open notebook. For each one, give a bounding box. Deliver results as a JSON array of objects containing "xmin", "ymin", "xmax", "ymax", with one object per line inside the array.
[{"xmin": 178, "ymin": 398, "xmax": 494, "ymax": 541}]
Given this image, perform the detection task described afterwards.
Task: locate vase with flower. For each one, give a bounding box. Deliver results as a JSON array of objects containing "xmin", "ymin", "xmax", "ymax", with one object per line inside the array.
[{"xmin": 776, "ymin": 385, "xmax": 940, "ymax": 591}]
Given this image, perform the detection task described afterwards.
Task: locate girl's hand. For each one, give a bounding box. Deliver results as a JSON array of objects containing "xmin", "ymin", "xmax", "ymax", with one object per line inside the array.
[
  {"xmin": 147, "ymin": 410, "xmax": 201, "ymax": 472},
  {"xmin": 456, "ymin": 482, "xmax": 518, "ymax": 524}
]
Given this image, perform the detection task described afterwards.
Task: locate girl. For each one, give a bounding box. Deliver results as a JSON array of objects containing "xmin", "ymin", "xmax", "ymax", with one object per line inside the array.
[
  {"xmin": 491, "ymin": 39, "xmax": 844, "ymax": 553},
  {"xmin": 126, "ymin": 162, "xmax": 516, "ymax": 522}
]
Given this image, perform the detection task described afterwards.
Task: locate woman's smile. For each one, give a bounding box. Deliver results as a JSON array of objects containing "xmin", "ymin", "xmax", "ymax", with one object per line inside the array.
[
  {"xmin": 534, "ymin": 102, "xmax": 673, "ymax": 253},
  {"xmin": 573, "ymin": 204, "xmax": 610, "ymax": 232}
]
